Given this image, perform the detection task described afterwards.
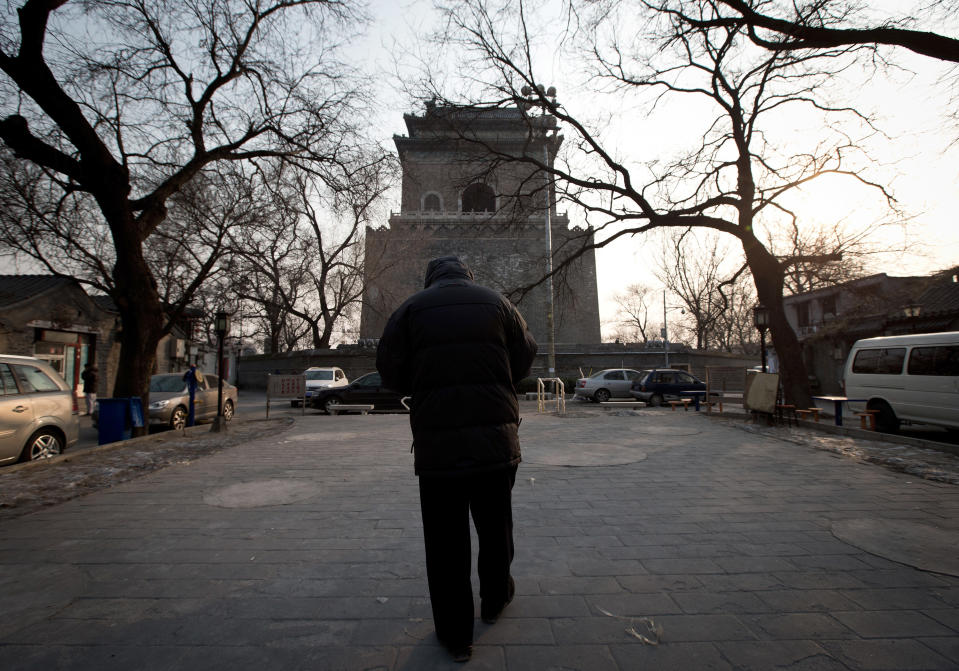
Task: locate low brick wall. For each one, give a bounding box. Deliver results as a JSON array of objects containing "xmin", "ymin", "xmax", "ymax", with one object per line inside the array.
[{"xmin": 236, "ymin": 345, "xmax": 758, "ymax": 390}]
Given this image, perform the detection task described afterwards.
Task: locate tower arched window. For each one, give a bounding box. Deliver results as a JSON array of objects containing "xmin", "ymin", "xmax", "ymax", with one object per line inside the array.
[
  {"xmin": 462, "ymin": 183, "xmax": 496, "ymax": 213},
  {"xmin": 423, "ymin": 193, "xmax": 442, "ymax": 211}
]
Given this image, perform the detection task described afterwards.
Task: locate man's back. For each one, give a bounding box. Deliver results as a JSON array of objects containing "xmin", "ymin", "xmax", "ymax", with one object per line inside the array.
[{"xmin": 377, "ymin": 256, "xmax": 537, "ymax": 476}]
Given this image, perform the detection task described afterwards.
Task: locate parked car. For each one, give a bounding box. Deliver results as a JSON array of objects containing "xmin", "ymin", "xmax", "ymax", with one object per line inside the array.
[
  {"xmin": 573, "ymin": 369, "xmax": 645, "ymax": 402},
  {"xmin": 843, "ymin": 331, "xmax": 959, "ymax": 432},
  {"xmin": 292, "ymin": 366, "xmax": 349, "ymax": 407},
  {"xmin": 95, "ymin": 372, "xmax": 238, "ymax": 430},
  {"xmin": 0, "ymin": 354, "xmax": 80, "ymax": 464},
  {"xmin": 631, "ymin": 369, "xmax": 710, "ymax": 407},
  {"xmin": 309, "ymin": 371, "xmax": 410, "ymax": 414},
  {"xmin": 147, "ymin": 373, "xmax": 237, "ymax": 429}
]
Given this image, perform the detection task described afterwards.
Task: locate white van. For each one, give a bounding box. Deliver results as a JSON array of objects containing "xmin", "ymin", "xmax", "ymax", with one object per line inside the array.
[{"xmin": 843, "ymin": 331, "xmax": 959, "ymax": 432}]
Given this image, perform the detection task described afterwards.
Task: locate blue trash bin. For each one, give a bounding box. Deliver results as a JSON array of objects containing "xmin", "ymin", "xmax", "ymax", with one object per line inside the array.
[{"xmin": 98, "ymin": 398, "xmax": 133, "ymax": 445}]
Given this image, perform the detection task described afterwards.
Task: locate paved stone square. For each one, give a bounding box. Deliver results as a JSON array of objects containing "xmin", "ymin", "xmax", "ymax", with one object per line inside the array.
[{"xmin": 1, "ymin": 406, "xmax": 957, "ymax": 670}]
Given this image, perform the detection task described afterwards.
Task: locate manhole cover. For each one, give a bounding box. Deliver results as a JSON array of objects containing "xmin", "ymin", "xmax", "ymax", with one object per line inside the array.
[
  {"xmin": 832, "ymin": 518, "xmax": 959, "ymax": 577},
  {"xmin": 204, "ymin": 479, "xmax": 320, "ymax": 508}
]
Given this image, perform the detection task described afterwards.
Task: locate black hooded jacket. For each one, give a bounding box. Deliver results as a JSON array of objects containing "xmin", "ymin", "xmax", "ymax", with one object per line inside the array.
[{"xmin": 376, "ymin": 256, "xmax": 538, "ymax": 477}]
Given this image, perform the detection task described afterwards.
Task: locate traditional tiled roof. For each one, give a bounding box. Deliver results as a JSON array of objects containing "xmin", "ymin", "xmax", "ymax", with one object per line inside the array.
[
  {"xmin": 0, "ymin": 274, "xmax": 78, "ymax": 308},
  {"xmin": 917, "ymin": 270, "xmax": 959, "ymax": 315}
]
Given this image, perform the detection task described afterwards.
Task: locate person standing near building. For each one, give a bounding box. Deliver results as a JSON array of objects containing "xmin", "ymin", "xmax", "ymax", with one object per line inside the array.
[
  {"xmin": 80, "ymin": 362, "xmax": 97, "ymax": 415},
  {"xmin": 376, "ymin": 256, "xmax": 538, "ymax": 663}
]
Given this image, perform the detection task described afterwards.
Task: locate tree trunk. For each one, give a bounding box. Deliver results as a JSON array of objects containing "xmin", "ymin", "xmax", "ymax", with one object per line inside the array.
[
  {"xmin": 742, "ymin": 237, "xmax": 813, "ymax": 409},
  {"xmin": 108, "ymin": 215, "xmax": 164, "ymax": 437}
]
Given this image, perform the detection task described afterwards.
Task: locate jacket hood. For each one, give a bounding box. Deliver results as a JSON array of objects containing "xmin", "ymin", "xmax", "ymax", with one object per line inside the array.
[{"xmin": 424, "ymin": 256, "xmax": 474, "ymax": 288}]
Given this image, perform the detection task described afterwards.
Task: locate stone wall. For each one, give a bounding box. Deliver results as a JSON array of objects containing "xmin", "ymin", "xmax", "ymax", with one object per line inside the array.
[{"xmin": 236, "ymin": 346, "xmax": 759, "ymax": 390}]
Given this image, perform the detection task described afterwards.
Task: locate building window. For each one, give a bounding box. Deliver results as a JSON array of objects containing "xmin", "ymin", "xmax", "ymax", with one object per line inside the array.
[
  {"xmin": 796, "ymin": 301, "xmax": 811, "ymax": 327},
  {"xmin": 423, "ymin": 193, "xmax": 441, "ymax": 211},
  {"xmin": 462, "ymin": 183, "xmax": 495, "ymax": 213},
  {"xmin": 820, "ymin": 294, "xmax": 837, "ymax": 318}
]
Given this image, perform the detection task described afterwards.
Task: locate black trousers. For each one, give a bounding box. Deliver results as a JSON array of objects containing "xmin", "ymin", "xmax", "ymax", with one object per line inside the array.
[{"xmin": 418, "ymin": 465, "xmax": 518, "ymax": 646}]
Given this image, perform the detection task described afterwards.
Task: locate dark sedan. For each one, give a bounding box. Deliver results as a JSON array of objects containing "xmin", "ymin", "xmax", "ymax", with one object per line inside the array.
[
  {"xmin": 631, "ymin": 369, "xmax": 710, "ymax": 407},
  {"xmin": 309, "ymin": 372, "xmax": 410, "ymax": 414}
]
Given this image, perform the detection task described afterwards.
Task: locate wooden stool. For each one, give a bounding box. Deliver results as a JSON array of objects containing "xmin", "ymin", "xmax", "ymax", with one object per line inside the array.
[
  {"xmin": 775, "ymin": 404, "xmax": 797, "ymax": 427},
  {"xmin": 795, "ymin": 408, "xmax": 821, "ymax": 422},
  {"xmin": 668, "ymin": 398, "xmax": 692, "ymax": 411},
  {"xmin": 855, "ymin": 410, "xmax": 878, "ymax": 430}
]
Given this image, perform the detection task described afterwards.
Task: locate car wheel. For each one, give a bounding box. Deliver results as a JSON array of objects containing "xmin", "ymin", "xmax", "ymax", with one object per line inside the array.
[
  {"xmin": 21, "ymin": 429, "xmax": 63, "ymax": 462},
  {"xmin": 170, "ymin": 406, "xmax": 188, "ymax": 430},
  {"xmin": 324, "ymin": 396, "xmax": 343, "ymax": 415},
  {"xmin": 222, "ymin": 399, "xmax": 235, "ymax": 421},
  {"xmin": 871, "ymin": 400, "xmax": 900, "ymax": 433},
  {"xmin": 593, "ymin": 389, "xmax": 611, "ymax": 403},
  {"xmin": 649, "ymin": 393, "xmax": 664, "ymax": 407}
]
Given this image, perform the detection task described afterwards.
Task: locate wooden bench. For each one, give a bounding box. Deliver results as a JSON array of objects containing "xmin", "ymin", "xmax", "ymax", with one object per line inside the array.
[
  {"xmin": 668, "ymin": 398, "xmax": 692, "ymax": 411},
  {"xmin": 854, "ymin": 410, "xmax": 879, "ymax": 430},
  {"xmin": 795, "ymin": 408, "xmax": 821, "ymax": 422},
  {"xmin": 328, "ymin": 404, "xmax": 375, "ymax": 416}
]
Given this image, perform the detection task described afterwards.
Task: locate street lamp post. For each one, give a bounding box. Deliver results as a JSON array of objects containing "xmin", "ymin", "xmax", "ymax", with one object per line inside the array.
[
  {"xmin": 520, "ymin": 84, "xmax": 558, "ymax": 376},
  {"xmin": 211, "ymin": 311, "xmax": 231, "ymax": 433},
  {"xmin": 752, "ymin": 303, "xmax": 770, "ymax": 373}
]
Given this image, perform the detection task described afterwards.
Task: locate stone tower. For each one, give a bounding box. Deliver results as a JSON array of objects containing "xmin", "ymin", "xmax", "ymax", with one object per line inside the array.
[{"xmin": 360, "ymin": 103, "xmax": 601, "ymax": 348}]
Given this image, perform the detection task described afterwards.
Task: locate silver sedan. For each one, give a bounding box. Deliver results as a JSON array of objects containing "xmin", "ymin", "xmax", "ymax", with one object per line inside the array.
[
  {"xmin": 148, "ymin": 373, "xmax": 237, "ymax": 429},
  {"xmin": 573, "ymin": 368, "xmax": 646, "ymax": 403}
]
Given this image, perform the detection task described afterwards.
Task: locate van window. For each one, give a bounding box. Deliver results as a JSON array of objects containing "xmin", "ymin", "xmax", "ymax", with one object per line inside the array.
[
  {"xmin": 851, "ymin": 348, "xmax": 906, "ymax": 375},
  {"xmin": 908, "ymin": 346, "xmax": 959, "ymax": 376}
]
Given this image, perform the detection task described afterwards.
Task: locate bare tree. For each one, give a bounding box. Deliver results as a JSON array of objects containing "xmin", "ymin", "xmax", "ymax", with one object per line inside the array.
[
  {"xmin": 657, "ymin": 230, "xmax": 733, "ymax": 350},
  {"xmin": 423, "ymin": 0, "xmax": 903, "ymax": 407},
  {"xmin": 711, "ymin": 0, "xmax": 959, "ymax": 64},
  {"xmin": 610, "ymin": 283, "xmax": 655, "ymax": 343},
  {"xmin": 0, "ymin": 0, "xmax": 372, "ymax": 424},
  {"xmin": 232, "ymin": 157, "xmax": 393, "ymax": 350}
]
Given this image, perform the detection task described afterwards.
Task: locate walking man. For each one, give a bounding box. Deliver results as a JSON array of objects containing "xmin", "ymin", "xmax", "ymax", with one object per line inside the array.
[
  {"xmin": 377, "ymin": 256, "xmax": 537, "ymax": 662},
  {"xmin": 80, "ymin": 362, "xmax": 97, "ymax": 415}
]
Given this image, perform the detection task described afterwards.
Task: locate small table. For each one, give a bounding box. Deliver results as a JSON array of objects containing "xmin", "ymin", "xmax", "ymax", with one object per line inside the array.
[{"xmin": 811, "ymin": 396, "xmax": 867, "ymax": 427}]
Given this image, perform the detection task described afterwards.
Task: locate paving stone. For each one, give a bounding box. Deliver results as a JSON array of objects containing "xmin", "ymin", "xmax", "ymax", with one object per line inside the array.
[
  {"xmin": 755, "ymin": 589, "xmax": 861, "ymax": 612},
  {"xmin": 1, "ymin": 408, "xmax": 958, "ymax": 669},
  {"xmin": 821, "ymin": 639, "xmax": 956, "ymax": 670},
  {"xmin": 716, "ymin": 640, "xmax": 849, "ymax": 671},
  {"xmin": 505, "ymin": 644, "xmax": 620, "ymax": 670},
  {"xmin": 841, "ymin": 587, "xmax": 958, "ymax": 611},
  {"xmin": 832, "ymin": 609, "xmax": 956, "ymax": 638},
  {"xmin": 671, "ymin": 590, "xmax": 774, "ymax": 615},
  {"xmin": 920, "ymin": 637, "xmax": 959, "ymax": 665},
  {"xmin": 610, "ymin": 641, "xmax": 733, "ymax": 670},
  {"xmin": 743, "ymin": 612, "xmax": 856, "ymax": 639}
]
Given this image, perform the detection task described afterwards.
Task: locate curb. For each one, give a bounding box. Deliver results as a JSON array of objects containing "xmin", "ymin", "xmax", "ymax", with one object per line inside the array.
[{"xmin": 6, "ymin": 417, "xmax": 295, "ymax": 474}]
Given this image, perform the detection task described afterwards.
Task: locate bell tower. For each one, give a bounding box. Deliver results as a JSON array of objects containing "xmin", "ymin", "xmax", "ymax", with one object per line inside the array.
[{"xmin": 360, "ymin": 103, "xmax": 601, "ymax": 349}]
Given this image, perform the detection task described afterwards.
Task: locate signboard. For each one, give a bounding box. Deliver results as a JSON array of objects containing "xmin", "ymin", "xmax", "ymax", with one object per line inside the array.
[
  {"xmin": 266, "ymin": 374, "xmax": 306, "ymax": 418},
  {"xmin": 744, "ymin": 372, "xmax": 779, "ymax": 414},
  {"xmin": 268, "ymin": 374, "xmax": 306, "ymax": 398}
]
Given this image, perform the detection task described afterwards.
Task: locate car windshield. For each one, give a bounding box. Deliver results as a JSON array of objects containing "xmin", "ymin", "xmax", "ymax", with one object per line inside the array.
[
  {"xmin": 151, "ymin": 375, "xmax": 186, "ymax": 393},
  {"xmin": 589, "ymin": 370, "xmax": 612, "ymax": 378},
  {"xmin": 305, "ymin": 370, "xmax": 334, "ymax": 381}
]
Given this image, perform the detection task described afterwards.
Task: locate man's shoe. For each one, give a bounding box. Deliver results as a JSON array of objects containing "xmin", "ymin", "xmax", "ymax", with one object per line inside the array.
[
  {"xmin": 449, "ymin": 644, "xmax": 473, "ymax": 663},
  {"xmin": 481, "ymin": 577, "xmax": 515, "ymax": 624}
]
